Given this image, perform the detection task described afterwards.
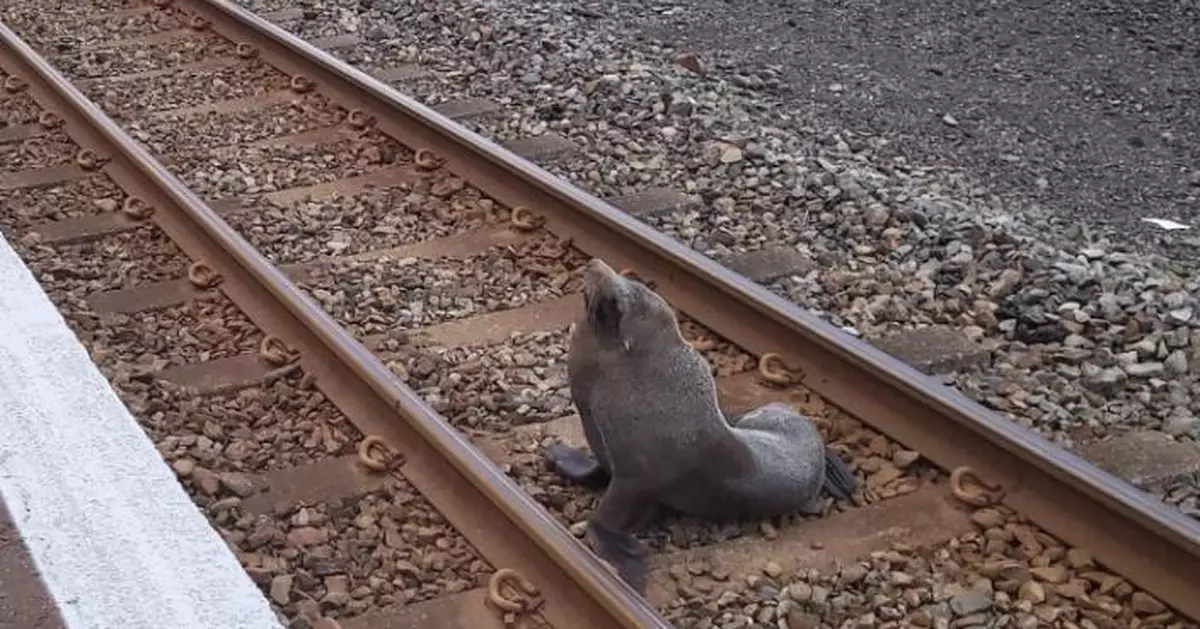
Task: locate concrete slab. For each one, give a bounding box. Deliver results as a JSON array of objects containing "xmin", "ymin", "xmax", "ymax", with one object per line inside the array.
[
  {"xmin": 503, "ymin": 132, "xmax": 578, "ymax": 162},
  {"xmin": 1077, "ymin": 431, "xmax": 1200, "ymax": 487},
  {"xmin": 86, "ymin": 278, "xmax": 199, "ymax": 314},
  {"xmin": 260, "ymin": 8, "xmax": 305, "ymax": 23},
  {"xmin": 607, "ymin": 187, "xmax": 694, "ymax": 218},
  {"xmin": 308, "ymin": 33, "xmax": 360, "ymax": 51},
  {"xmin": 0, "ymin": 231, "xmax": 282, "ymax": 629},
  {"xmin": 432, "ymin": 98, "xmax": 500, "ymax": 121},
  {"xmin": 0, "ymin": 163, "xmax": 84, "ymax": 192},
  {"xmin": 155, "ymin": 353, "xmax": 274, "ymax": 395},
  {"xmin": 32, "ymin": 211, "xmax": 136, "ymax": 245},
  {"xmin": 0, "ymin": 122, "xmax": 42, "ymax": 144},
  {"xmin": 241, "ymin": 456, "xmax": 387, "ymax": 516},
  {"xmin": 339, "ymin": 587, "xmax": 498, "ymax": 629},
  {"xmin": 372, "ymin": 64, "xmax": 430, "ymax": 83},
  {"xmin": 723, "ymin": 245, "xmax": 815, "ymax": 283},
  {"xmin": 869, "ymin": 325, "xmax": 991, "ymax": 374},
  {"xmin": 400, "ymin": 294, "xmax": 578, "ymax": 350}
]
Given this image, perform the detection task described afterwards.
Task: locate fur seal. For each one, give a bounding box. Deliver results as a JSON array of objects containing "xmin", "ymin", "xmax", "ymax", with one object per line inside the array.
[{"xmin": 547, "ymin": 258, "xmax": 856, "ymax": 594}]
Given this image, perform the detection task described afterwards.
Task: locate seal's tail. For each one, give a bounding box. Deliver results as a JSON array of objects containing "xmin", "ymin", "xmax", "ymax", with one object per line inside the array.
[{"xmin": 822, "ymin": 446, "xmax": 856, "ymax": 501}]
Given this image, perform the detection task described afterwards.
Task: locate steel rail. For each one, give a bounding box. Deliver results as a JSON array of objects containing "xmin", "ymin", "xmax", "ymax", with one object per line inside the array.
[
  {"xmin": 171, "ymin": 0, "xmax": 1200, "ymax": 620},
  {"xmin": 0, "ymin": 19, "xmax": 671, "ymax": 629}
]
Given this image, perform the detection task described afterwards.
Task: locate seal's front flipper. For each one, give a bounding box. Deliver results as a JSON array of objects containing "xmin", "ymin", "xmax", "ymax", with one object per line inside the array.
[
  {"xmin": 822, "ymin": 446, "xmax": 856, "ymax": 502},
  {"xmin": 545, "ymin": 442, "xmax": 610, "ymax": 489},
  {"xmin": 588, "ymin": 482, "xmax": 653, "ymax": 594},
  {"xmin": 587, "ymin": 520, "xmax": 648, "ymax": 594}
]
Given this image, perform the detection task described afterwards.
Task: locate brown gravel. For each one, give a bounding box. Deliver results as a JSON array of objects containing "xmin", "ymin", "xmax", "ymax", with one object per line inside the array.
[
  {"xmin": 658, "ymin": 501, "xmax": 1198, "ymax": 629},
  {"xmin": 2, "ymin": 5, "xmax": 190, "ymax": 51},
  {"xmin": 677, "ymin": 313, "xmax": 758, "ymax": 378},
  {"xmin": 386, "ymin": 328, "xmax": 574, "ymax": 431},
  {"xmin": 19, "ymin": 225, "xmax": 190, "ymax": 297},
  {"xmin": 0, "ymin": 174, "xmax": 125, "ymax": 233},
  {"xmin": 82, "ymin": 60, "xmax": 292, "ymax": 117},
  {"xmin": 384, "ymin": 315, "xmax": 765, "ymax": 434},
  {"xmin": 226, "ymin": 181, "xmax": 495, "ymax": 265},
  {"xmin": 211, "ymin": 476, "xmax": 491, "ymax": 624},
  {"xmin": 166, "ymin": 128, "xmax": 409, "ymax": 200},
  {"xmin": 49, "ymin": 32, "xmax": 240, "ymax": 80},
  {"xmin": 0, "ymin": 90, "xmax": 42, "ymax": 127},
  {"xmin": 127, "ymin": 93, "xmax": 348, "ymax": 157},
  {"xmin": 0, "ymin": 165, "xmax": 473, "ymax": 627},
  {"xmin": 42, "ymin": 0, "xmax": 144, "ymax": 15},
  {"xmin": 80, "ymin": 292, "xmax": 265, "ymax": 369},
  {"xmin": 299, "ymin": 234, "xmax": 588, "ymax": 337},
  {"xmin": 0, "ymin": 32, "xmax": 545, "ymax": 627},
  {"xmin": 0, "ymin": 129, "xmax": 78, "ymax": 172},
  {"xmin": 141, "ymin": 375, "xmax": 365, "ymax": 476},
  {"xmin": 499, "ymin": 442, "xmax": 600, "ymax": 538}
]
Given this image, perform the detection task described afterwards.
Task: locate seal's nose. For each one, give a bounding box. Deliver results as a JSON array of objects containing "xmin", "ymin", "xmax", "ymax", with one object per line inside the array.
[
  {"xmin": 584, "ymin": 258, "xmax": 620, "ymax": 282},
  {"xmin": 586, "ymin": 258, "xmax": 613, "ymax": 274}
]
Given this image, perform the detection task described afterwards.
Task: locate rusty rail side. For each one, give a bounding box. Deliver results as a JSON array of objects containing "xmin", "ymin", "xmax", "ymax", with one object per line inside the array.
[
  {"xmin": 179, "ymin": 0, "xmax": 1200, "ymax": 619},
  {"xmin": 0, "ymin": 20, "xmax": 671, "ymax": 629}
]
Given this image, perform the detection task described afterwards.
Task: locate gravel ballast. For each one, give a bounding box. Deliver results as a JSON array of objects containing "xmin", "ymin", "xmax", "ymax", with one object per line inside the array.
[
  {"xmin": 220, "ymin": 0, "xmax": 1200, "ymax": 522},
  {"xmin": 3, "ymin": 3, "xmax": 1199, "ymax": 623}
]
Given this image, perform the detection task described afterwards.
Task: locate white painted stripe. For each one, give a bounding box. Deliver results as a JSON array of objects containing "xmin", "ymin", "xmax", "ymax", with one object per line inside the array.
[{"xmin": 0, "ymin": 231, "xmax": 283, "ymax": 629}]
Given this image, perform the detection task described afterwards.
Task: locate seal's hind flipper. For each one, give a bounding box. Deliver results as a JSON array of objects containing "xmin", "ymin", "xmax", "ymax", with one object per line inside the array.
[
  {"xmin": 822, "ymin": 446, "xmax": 856, "ymax": 501},
  {"xmin": 587, "ymin": 520, "xmax": 648, "ymax": 594},
  {"xmin": 545, "ymin": 442, "xmax": 611, "ymax": 489}
]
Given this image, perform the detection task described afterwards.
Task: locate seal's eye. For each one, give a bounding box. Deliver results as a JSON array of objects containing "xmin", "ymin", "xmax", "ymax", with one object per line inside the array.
[{"xmin": 590, "ymin": 293, "xmax": 623, "ymax": 332}]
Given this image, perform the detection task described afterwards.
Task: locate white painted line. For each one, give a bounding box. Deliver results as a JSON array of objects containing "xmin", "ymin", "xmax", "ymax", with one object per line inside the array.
[
  {"xmin": 1141, "ymin": 217, "xmax": 1191, "ymax": 231},
  {"xmin": 0, "ymin": 232, "xmax": 283, "ymax": 629}
]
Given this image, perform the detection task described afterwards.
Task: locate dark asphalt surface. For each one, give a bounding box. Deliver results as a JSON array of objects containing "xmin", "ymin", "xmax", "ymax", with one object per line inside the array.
[
  {"xmin": 633, "ymin": 0, "xmax": 1200, "ymax": 252},
  {"xmin": 0, "ymin": 501, "xmax": 66, "ymax": 629}
]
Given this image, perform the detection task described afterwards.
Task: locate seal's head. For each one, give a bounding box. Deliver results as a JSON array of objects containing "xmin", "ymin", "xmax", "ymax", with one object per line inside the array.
[{"xmin": 580, "ymin": 258, "xmax": 682, "ymax": 352}]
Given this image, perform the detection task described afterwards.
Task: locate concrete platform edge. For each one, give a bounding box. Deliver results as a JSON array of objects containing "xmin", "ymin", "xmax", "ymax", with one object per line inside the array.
[{"xmin": 0, "ymin": 232, "xmax": 282, "ymax": 629}]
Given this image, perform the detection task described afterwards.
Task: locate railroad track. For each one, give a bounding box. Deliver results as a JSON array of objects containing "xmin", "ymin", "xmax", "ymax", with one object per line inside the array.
[{"xmin": 1, "ymin": 1, "xmax": 1198, "ymax": 628}]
